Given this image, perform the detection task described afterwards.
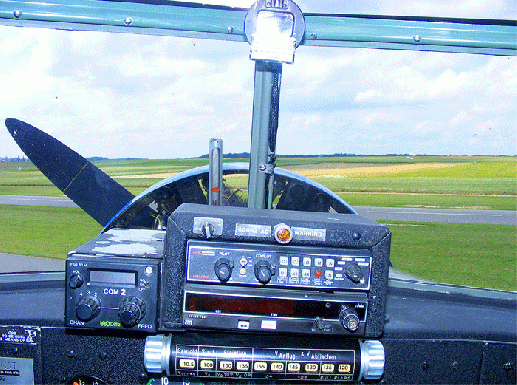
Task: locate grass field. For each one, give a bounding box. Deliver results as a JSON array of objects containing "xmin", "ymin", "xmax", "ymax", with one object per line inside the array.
[
  {"xmin": 0, "ymin": 204, "xmax": 514, "ymax": 291},
  {"xmin": 1, "ymin": 156, "xmax": 515, "ymax": 209},
  {"xmin": 1, "ymin": 155, "xmax": 515, "ymax": 290},
  {"xmin": 387, "ymin": 221, "xmax": 516, "ymax": 291}
]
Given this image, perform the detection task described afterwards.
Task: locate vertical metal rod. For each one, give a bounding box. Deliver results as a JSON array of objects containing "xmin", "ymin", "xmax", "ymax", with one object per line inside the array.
[
  {"xmin": 248, "ymin": 60, "xmax": 282, "ymax": 209},
  {"xmin": 209, "ymin": 138, "xmax": 223, "ymax": 206}
]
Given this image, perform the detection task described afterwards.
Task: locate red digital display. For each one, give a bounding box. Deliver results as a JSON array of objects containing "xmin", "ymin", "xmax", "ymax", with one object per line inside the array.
[{"xmin": 187, "ymin": 294, "xmax": 296, "ymax": 316}]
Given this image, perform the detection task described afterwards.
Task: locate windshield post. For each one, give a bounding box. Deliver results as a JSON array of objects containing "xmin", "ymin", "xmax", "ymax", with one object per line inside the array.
[{"xmin": 248, "ymin": 60, "xmax": 282, "ymax": 209}]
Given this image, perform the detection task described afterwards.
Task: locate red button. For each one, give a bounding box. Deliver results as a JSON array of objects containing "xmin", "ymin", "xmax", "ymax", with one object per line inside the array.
[{"xmin": 315, "ymin": 270, "xmax": 322, "ymax": 278}]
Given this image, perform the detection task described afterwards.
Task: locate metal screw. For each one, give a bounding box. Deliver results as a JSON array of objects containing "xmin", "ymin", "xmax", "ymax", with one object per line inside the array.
[
  {"xmin": 13, "ymin": 10, "xmax": 21, "ymax": 19},
  {"xmin": 99, "ymin": 352, "xmax": 108, "ymax": 360},
  {"xmin": 352, "ymin": 232, "xmax": 361, "ymax": 240},
  {"xmin": 65, "ymin": 350, "xmax": 74, "ymax": 358},
  {"xmin": 422, "ymin": 362, "xmax": 429, "ymax": 370},
  {"xmin": 504, "ymin": 362, "xmax": 515, "ymax": 371},
  {"xmin": 414, "ymin": 35, "xmax": 421, "ymax": 43},
  {"xmin": 259, "ymin": 164, "xmax": 266, "ymax": 171},
  {"xmin": 311, "ymin": 33, "xmax": 317, "ymax": 40},
  {"xmin": 452, "ymin": 361, "xmax": 458, "ymax": 370},
  {"xmin": 125, "ymin": 17, "xmax": 133, "ymax": 26},
  {"xmin": 227, "ymin": 26, "xmax": 234, "ymax": 34}
]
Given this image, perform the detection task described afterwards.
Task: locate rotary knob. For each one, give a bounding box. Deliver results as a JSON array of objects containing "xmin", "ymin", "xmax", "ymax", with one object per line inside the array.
[
  {"xmin": 254, "ymin": 260, "xmax": 274, "ymax": 284},
  {"xmin": 339, "ymin": 306, "xmax": 360, "ymax": 332},
  {"xmin": 118, "ymin": 296, "xmax": 146, "ymax": 327},
  {"xmin": 68, "ymin": 272, "xmax": 84, "ymax": 289},
  {"xmin": 202, "ymin": 222, "xmax": 215, "ymax": 239},
  {"xmin": 76, "ymin": 296, "xmax": 100, "ymax": 322},
  {"xmin": 345, "ymin": 262, "xmax": 363, "ymax": 283},
  {"xmin": 214, "ymin": 258, "xmax": 234, "ymax": 282}
]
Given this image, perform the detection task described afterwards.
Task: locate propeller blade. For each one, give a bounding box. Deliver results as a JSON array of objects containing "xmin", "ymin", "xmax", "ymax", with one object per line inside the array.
[{"xmin": 5, "ymin": 118, "xmax": 136, "ymax": 226}]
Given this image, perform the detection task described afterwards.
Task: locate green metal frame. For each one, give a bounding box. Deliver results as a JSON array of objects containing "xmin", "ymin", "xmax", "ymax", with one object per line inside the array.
[{"xmin": 1, "ymin": 0, "xmax": 515, "ymax": 55}]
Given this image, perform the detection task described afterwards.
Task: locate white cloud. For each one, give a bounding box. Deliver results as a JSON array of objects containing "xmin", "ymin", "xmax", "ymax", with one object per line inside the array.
[
  {"xmin": 355, "ymin": 89, "xmax": 385, "ymax": 103},
  {"xmin": 450, "ymin": 110, "xmax": 473, "ymax": 125},
  {"xmin": 1, "ymin": 18, "xmax": 516, "ymax": 159}
]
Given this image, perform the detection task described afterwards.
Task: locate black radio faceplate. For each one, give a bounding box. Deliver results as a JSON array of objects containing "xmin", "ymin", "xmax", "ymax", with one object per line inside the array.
[
  {"xmin": 182, "ymin": 283, "xmax": 368, "ymax": 335},
  {"xmin": 186, "ymin": 240, "xmax": 372, "ymax": 290},
  {"xmin": 64, "ymin": 228, "xmax": 165, "ymax": 332}
]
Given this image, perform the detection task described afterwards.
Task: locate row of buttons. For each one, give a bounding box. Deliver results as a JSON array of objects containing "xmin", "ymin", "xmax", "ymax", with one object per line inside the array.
[
  {"xmin": 178, "ymin": 359, "xmax": 352, "ymax": 374},
  {"xmin": 278, "ymin": 268, "xmax": 334, "ymax": 280},
  {"xmin": 279, "ymin": 256, "xmax": 334, "ymax": 268}
]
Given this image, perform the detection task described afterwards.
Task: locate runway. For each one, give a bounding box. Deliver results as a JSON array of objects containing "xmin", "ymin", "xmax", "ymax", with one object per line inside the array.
[
  {"xmin": 0, "ymin": 195, "xmax": 515, "ymax": 225},
  {"xmin": 353, "ymin": 206, "xmax": 516, "ymax": 225}
]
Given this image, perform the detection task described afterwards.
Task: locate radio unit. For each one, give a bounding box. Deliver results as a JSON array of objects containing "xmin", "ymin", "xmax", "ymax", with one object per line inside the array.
[
  {"xmin": 64, "ymin": 229, "xmax": 164, "ymax": 332},
  {"xmin": 161, "ymin": 203, "xmax": 391, "ymax": 337},
  {"xmin": 65, "ymin": 203, "xmax": 391, "ymax": 338},
  {"xmin": 182, "ymin": 240, "xmax": 372, "ymax": 334}
]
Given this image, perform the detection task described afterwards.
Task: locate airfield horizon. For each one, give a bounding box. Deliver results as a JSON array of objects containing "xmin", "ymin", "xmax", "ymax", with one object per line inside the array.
[{"xmin": 1, "ymin": 155, "xmax": 515, "ymax": 291}]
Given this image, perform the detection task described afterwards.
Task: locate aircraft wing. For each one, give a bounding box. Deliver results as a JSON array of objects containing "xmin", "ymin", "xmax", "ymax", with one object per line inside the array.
[{"xmin": 0, "ymin": 0, "xmax": 515, "ymax": 56}]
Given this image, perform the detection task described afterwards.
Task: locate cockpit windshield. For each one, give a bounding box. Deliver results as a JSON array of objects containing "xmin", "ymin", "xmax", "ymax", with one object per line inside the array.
[{"xmin": 0, "ymin": 0, "xmax": 515, "ymax": 294}]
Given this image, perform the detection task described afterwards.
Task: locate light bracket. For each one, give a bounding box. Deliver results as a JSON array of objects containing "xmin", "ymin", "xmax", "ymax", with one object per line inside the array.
[{"xmin": 245, "ymin": 0, "xmax": 305, "ymax": 63}]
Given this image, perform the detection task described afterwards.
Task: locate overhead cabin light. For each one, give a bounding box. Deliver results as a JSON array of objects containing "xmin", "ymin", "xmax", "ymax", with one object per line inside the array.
[{"xmin": 245, "ymin": 0, "xmax": 305, "ymax": 64}]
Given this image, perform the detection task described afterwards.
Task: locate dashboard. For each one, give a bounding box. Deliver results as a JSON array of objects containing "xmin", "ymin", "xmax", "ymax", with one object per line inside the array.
[
  {"xmin": 1, "ymin": 203, "xmax": 515, "ymax": 385},
  {"xmin": 0, "ymin": 272, "xmax": 515, "ymax": 384}
]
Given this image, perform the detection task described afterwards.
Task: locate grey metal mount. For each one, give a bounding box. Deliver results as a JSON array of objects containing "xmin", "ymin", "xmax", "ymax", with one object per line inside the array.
[
  {"xmin": 244, "ymin": 0, "xmax": 306, "ymax": 210},
  {"xmin": 247, "ymin": 60, "xmax": 282, "ymax": 209}
]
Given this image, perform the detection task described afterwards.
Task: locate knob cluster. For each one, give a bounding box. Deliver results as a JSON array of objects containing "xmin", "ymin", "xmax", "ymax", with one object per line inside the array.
[
  {"xmin": 339, "ymin": 306, "xmax": 360, "ymax": 332},
  {"xmin": 254, "ymin": 260, "xmax": 274, "ymax": 284},
  {"xmin": 214, "ymin": 258, "xmax": 276, "ymax": 284},
  {"xmin": 214, "ymin": 258, "xmax": 234, "ymax": 282},
  {"xmin": 76, "ymin": 295, "xmax": 100, "ymax": 322},
  {"xmin": 75, "ymin": 295, "xmax": 146, "ymax": 327},
  {"xmin": 118, "ymin": 296, "xmax": 146, "ymax": 327},
  {"xmin": 344, "ymin": 262, "xmax": 363, "ymax": 283}
]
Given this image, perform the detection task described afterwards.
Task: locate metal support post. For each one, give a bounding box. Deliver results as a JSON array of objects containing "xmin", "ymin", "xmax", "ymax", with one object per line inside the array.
[
  {"xmin": 208, "ymin": 138, "xmax": 223, "ymax": 206},
  {"xmin": 247, "ymin": 60, "xmax": 282, "ymax": 209}
]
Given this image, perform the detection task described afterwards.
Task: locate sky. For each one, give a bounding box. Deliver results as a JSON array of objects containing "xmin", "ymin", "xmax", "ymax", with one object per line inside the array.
[{"xmin": 0, "ymin": 0, "xmax": 516, "ymax": 159}]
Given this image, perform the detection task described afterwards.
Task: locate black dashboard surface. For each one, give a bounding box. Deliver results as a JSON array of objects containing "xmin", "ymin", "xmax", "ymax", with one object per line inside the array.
[{"xmin": 1, "ymin": 274, "xmax": 516, "ymax": 384}]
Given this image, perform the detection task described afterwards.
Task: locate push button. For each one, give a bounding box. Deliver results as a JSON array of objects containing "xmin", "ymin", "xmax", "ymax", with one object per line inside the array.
[
  {"xmin": 254, "ymin": 362, "xmax": 268, "ymax": 371},
  {"xmin": 271, "ymin": 362, "xmax": 285, "ymax": 371},
  {"xmin": 236, "ymin": 361, "xmax": 250, "ymax": 371},
  {"xmin": 219, "ymin": 361, "xmax": 233, "ymax": 370},
  {"xmin": 200, "ymin": 360, "xmax": 214, "ymax": 370},
  {"xmin": 305, "ymin": 363, "xmax": 319, "ymax": 372},
  {"xmin": 287, "ymin": 362, "xmax": 301, "ymax": 372},
  {"xmin": 179, "ymin": 359, "xmax": 196, "ymax": 369}
]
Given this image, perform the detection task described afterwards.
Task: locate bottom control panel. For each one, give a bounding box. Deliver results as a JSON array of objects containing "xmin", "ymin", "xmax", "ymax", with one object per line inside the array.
[
  {"xmin": 173, "ymin": 345, "xmax": 356, "ymax": 381},
  {"xmin": 144, "ymin": 335, "xmax": 384, "ymax": 382}
]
